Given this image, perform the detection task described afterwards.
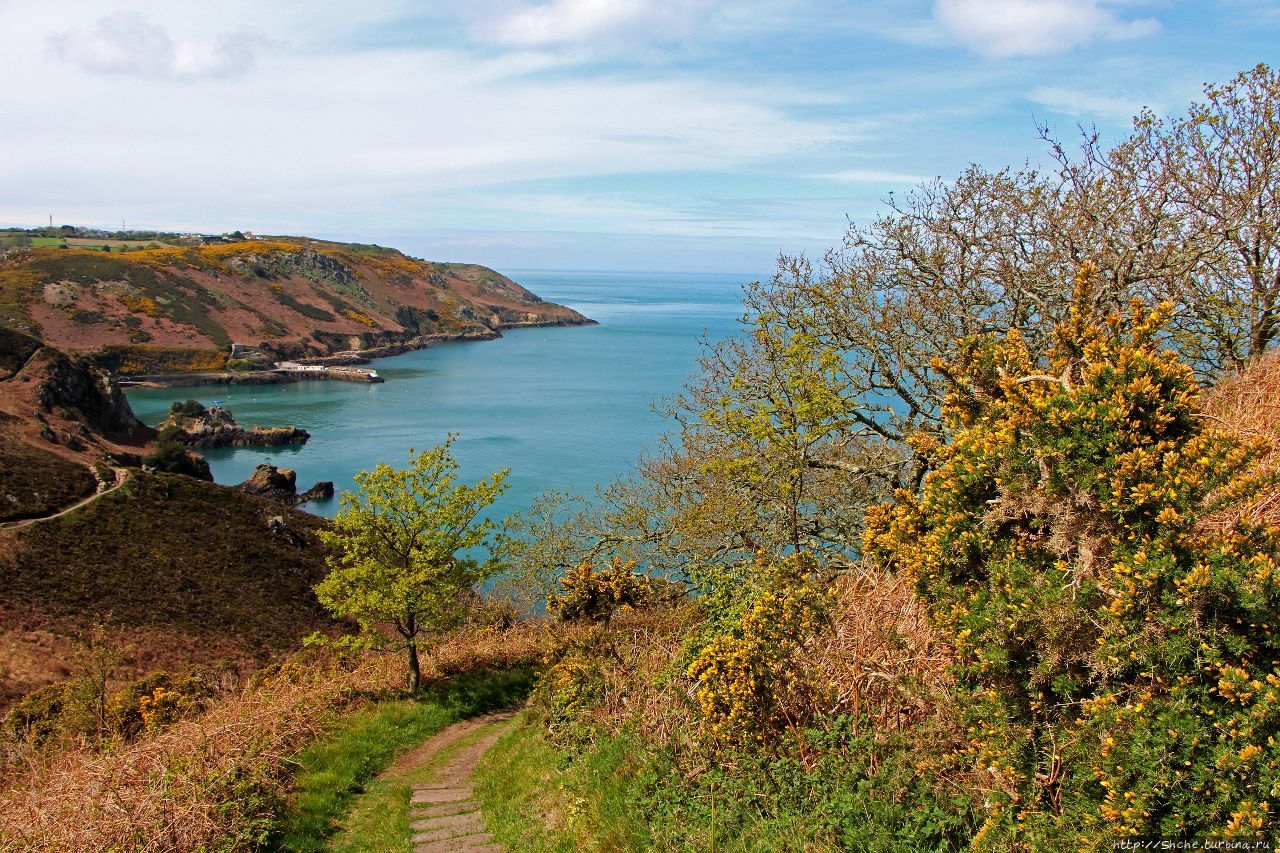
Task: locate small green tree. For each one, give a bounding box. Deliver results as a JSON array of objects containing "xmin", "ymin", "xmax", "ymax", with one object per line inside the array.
[
  {"xmin": 315, "ymin": 436, "xmax": 508, "ymax": 690},
  {"xmin": 144, "ymin": 423, "xmax": 211, "ymax": 480}
]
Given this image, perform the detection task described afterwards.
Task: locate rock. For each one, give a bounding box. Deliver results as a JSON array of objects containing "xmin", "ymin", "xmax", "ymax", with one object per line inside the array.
[
  {"xmin": 265, "ymin": 514, "xmax": 303, "ymax": 547},
  {"xmin": 238, "ymin": 464, "xmax": 331, "ymax": 506},
  {"xmin": 297, "ymin": 481, "xmax": 334, "ymax": 503},
  {"xmin": 238, "ymin": 464, "xmax": 298, "ymax": 502},
  {"xmin": 163, "ymin": 405, "xmax": 309, "ymax": 448},
  {"xmin": 34, "ymin": 348, "xmax": 142, "ymax": 434}
]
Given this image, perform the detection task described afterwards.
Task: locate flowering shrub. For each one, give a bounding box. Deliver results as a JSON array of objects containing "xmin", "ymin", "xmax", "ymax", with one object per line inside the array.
[
  {"xmin": 138, "ymin": 688, "xmax": 187, "ymax": 732},
  {"xmin": 548, "ymin": 557, "xmax": 653, "ymax": 624},
  {"xmin": 687, "ymin": 554, "xmax": 831, "ymax": 747},
  {"xmin": 865, "ymin": 265, "xmax": 1280, "ymax": 845},
  {"xmin": 116, "ymin": 293, "xmax": 161, "ymax": 317}
]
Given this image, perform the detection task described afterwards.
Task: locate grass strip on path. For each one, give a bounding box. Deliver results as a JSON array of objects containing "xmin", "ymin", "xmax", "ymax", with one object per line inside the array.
[
  {"xmin": 329, "ymin": 714, "xmax": 510, "ymax": 852},
  {"xmin": 278, "ymin": 666, "xmax": 533, "ymax": 852},
  {"xmin": 474, "ymin": 711, "xmax": 653, "ymax": 852}
]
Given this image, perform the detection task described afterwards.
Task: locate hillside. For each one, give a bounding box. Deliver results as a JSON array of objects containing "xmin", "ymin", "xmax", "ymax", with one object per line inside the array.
[
  {"xmin": 0, "ymin": 328, "xmax": 335, "ymax": 708},
  {"xmin": 0, "ymin": 235, "xmax": 592, "ymax": 374}
]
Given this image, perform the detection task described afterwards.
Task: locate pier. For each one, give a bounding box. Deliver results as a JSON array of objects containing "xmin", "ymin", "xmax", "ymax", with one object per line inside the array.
[
  {"xmin": 118, "ymin": 363, "xmax": 383, "ymax": 388},
  {"xmin": 273, "ymin": 361, "xmax": 383, "ymax": 382}
]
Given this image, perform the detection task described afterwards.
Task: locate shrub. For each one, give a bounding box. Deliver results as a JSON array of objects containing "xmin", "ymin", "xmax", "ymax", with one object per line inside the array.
[
  {"xmin": 116, "ymin": 293, "xmax": 161, "ymax": 317},
  {"xmin": 865, "ymin": 265, "xmax": 1280, "ymax": 844},
  {"xmin": 110, "ymin": 671, "xmax": 212, "ymax": 739},
  {"xmin": 144, "ymin": 424, "xmax": 212, "ymax": 480},
  {"xmin": 225, "ymin": 356, "xmax": 271, "ymax": 372},
  {"xmin": 686, "ymin": 554, "xmax": 831, "ymax": 748},
  {"xmin": 94, "ymin": 345, "xmax": 228, "ymax": 375},
  {"xmin": 548, "ymin": 557, "xmax": 654, "ymax": 624}
]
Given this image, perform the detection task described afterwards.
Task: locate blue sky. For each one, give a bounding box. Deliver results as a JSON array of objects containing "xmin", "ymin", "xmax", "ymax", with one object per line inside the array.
[{"xmin": 2, "ymin": 1, "xmax": 1277, "ymax": 273}]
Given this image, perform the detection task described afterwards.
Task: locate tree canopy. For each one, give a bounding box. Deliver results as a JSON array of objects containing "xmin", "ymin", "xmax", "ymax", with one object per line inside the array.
[
  {"xmin": 315, "ymin": 435, "xmax": 508, "ymax": 690},
  {"xmin": 500, "ymin": 64, "xmax": 1280, "ymax": 601}
]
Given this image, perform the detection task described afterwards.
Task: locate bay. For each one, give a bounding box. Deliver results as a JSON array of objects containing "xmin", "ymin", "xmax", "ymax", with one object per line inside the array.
[{"xmin": 124, "ymin": 270, "xmax": 753, "ymax": 523}]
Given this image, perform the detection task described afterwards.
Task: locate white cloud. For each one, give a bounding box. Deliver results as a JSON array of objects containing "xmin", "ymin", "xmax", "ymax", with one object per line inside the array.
[
  {"xmin": 934, "ymin": 0, "xmax": 1159, "ymax": 58},
  {"xmin": 820, "ymin": 168, "xmax": 932, "ymax": 185},
  {"xmin": 1027, "ymin": 85, "xmax": 1152, "ymax": 120},
  {"xmin": 48, "ymin": 11, "xmax": 268, "ymax": 80},
  {"xmin": 483, "ymin": 0, "xmax": 710, "ymax": 47}
]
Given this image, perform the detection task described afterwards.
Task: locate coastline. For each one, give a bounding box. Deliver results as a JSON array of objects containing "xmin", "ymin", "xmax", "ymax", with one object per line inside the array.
[{"xmin": 116, "ymin": 316, "xmax": 598, "ymax": 388}]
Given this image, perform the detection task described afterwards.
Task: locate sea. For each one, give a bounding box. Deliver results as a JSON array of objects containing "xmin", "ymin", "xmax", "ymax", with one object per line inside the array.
[{"xmin": 124, "ymin": 270, "xmax": 754, "ymax": 523}]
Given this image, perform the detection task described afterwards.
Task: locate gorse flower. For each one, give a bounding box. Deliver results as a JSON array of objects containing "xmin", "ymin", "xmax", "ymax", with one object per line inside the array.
[{"xmin": 866, "ymin": 264, "xmax": 1280, "ymax": 845}]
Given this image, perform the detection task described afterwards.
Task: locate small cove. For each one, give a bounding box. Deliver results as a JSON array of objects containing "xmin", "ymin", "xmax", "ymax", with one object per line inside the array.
[{"xmin": 124, "ymin": 270, "xmax": 752, "ymax": 522}]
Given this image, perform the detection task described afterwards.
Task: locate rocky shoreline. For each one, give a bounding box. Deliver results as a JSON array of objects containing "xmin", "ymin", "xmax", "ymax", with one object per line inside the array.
[
  {"xmin": 238, "ymin": 463, "xmax": 334, "ymax": 506},
  {"xmin": 116, "ymin": 322, "xmax": 595, "ymax": 388}
]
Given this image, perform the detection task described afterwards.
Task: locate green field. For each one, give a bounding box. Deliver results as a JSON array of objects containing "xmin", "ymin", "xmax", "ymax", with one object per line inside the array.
[
  {"xmin": 65, "ymin": 237, "xmax": 170, "ymax": 250},
  {"xmin": 0, "ymin": 236, "xmax": 173, "ymax": 251}
]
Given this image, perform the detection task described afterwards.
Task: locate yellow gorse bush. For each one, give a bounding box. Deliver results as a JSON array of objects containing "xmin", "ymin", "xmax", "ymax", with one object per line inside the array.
[
  {"xmin": 548, "ymin": 557, "xmax": 653, "ymax": 624},
  {"xmin": 687, "ymin": 553, "xmax": 831, "ymax": 748},
  {"xmin": 865, "ymin": 264, "xmax": 1280, "ymax": 846}
]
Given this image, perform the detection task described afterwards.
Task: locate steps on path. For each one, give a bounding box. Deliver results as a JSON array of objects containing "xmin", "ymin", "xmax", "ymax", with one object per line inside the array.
[{"xmin": 407, "ymin": 712, "xmax": 511, "ymax": 853}]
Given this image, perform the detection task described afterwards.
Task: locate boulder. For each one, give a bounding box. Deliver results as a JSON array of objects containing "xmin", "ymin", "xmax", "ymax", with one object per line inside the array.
[{"xmin": 237, "ymin": 464, "xmax": 332, "ymax": 506}]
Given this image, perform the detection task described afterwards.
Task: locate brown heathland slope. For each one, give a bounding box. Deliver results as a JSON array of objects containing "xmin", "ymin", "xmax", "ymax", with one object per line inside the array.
[
  {"xmin": 0, "ymin": 329, "xmax": 335, "ymax": 708},
  {"xmin": 0, "ymin": 237, "xmax": 592, "ymax": 373}
]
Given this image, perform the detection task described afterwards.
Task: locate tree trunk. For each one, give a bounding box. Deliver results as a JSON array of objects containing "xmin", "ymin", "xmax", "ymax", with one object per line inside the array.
[{"xmin": 407, "ymin": 639, "xmax": 420, "ymax": 692}]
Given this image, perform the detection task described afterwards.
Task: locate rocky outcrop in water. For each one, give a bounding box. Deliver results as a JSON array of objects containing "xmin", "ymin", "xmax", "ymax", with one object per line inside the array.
[
  {"xmin": 238, "ymin": 464, "xmax": 333, "ymax": 506},
  {"xmin": 162, "ymin": 404, "xmax": 309, "ymax": 448}
]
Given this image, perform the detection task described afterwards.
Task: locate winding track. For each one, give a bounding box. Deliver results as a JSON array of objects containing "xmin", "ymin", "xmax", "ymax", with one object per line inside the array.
[
  {"xmin": 0, "ymin": 467, "xmax": 130, "ymax": 531},
  {"xmin": 394, "ymin": 710, "xmax": 513, "ymax": 852}
]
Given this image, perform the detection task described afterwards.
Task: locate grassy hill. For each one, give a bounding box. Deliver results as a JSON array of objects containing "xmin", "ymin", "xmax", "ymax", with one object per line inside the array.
[
  {"xmin": 0, "ymin": 470, "xmax": 335, "ymax": 707},
  {"xmin": 0, "ymin": 235, "xmax": 591, "ymax": 374}
]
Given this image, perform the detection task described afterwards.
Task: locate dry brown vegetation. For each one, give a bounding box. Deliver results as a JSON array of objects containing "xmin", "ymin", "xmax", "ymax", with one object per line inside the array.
[
  {"xmin": 1205, "ymin": 349, "xmax": 1280, "ymax": 530},
  {"xmin": 0, "ymin": 624, "xmax": 549, "ymax": 852},
  {"xmin": 540, "ymin": 568, "xmax": 955, "ymax": 762}
]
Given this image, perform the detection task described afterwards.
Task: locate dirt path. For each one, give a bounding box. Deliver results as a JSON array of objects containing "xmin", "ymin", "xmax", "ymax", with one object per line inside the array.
[
  {"xmin": 397, "ymin": 711, "xmax": 513, "ymax": 853},
  {"xmin": 0, "ymin": 467, "xmax": 129, "ymax": 531}
]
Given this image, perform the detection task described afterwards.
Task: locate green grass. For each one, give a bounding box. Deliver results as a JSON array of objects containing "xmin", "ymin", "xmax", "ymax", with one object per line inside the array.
[
  {"xmin": 474, "ymin": 713, "xmax": 654, "ymax": 852},
  {"xmin": 475, "ymin": 713, "xmax": 977, "ymax": 852},
  {"xmin": 29, "ymin": 237, "xmax": 65, "ymax": 248},
  {"xmin": 328, "ymin": 715, "xmax": 508, "ymax": 853},
  {"xmin": 278, "ymin": 666, "xmax": 534, "ymax": 852}
]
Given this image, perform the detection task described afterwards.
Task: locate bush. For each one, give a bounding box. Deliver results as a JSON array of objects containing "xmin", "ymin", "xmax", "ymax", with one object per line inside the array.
[
  {"xmin": 144, "ymin": 423, "xmax": 211, "ymax": 480},
  {"xmin": 686, "ymin": 554, "xmax": 831, "ymax": 748},
  {"xmin": 548, "ymin": 557, "xmax": 654, "ymax": 624},
  {"xmin": 225, "ymin": 356, "xmax": 271, "ymax": 372},
  {"xmin": 169, "ymin": 399, "xmax": 206, "ymax": 418},
  {"xmin": 865, "ymin": 265, "xmax": 1280, "ymax": 844}
]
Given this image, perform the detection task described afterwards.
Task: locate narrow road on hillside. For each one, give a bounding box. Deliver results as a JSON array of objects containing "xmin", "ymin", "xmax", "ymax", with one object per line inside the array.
[
  {"xmin": 394, "ymin": 711, "xmax": 513, "ymax": 853},
  {"xmin": 0, "ymin": 467, "xmax": 129, "ymax": 531}
]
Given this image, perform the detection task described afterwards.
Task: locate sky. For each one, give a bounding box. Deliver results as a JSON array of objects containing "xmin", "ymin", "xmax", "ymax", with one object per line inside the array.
[{"xmin": 2, "ymin": 1, "xmax": 1277, "ymax": 274}]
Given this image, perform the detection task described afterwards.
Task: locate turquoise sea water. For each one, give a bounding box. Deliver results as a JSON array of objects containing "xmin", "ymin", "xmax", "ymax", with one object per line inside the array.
[{"xmin": 124, "ymin": 270, "xmax": 752, "ymax": 522}]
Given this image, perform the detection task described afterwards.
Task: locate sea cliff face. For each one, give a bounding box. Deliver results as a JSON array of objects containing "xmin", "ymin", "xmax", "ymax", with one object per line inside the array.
[{"xmin": 1, "ymin": 237, "xmax": 594, "ymax": 375}]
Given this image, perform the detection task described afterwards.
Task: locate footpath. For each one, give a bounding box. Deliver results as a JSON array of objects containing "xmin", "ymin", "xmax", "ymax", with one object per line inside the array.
[{"xmin": 391, "ymin": 711, "xmax": 513, "ymax": 852}]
